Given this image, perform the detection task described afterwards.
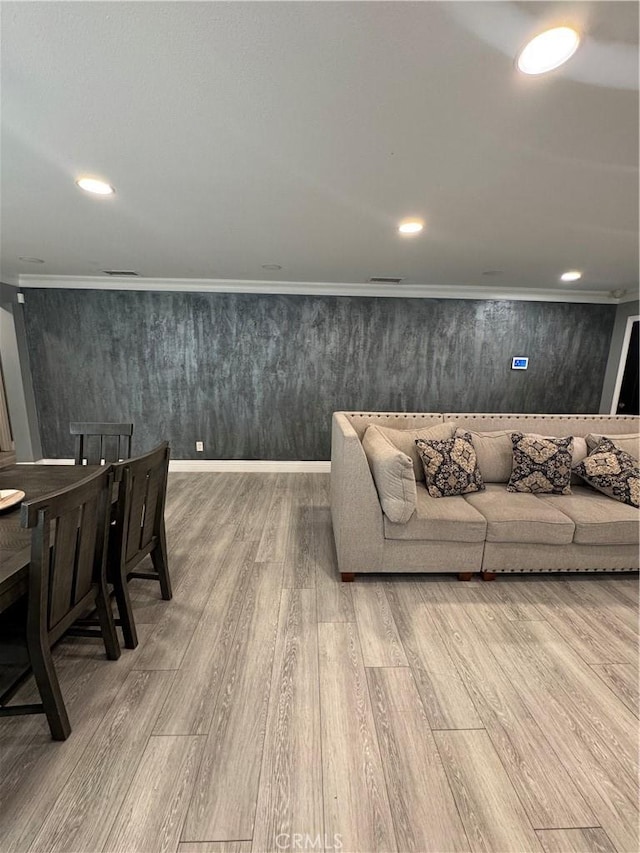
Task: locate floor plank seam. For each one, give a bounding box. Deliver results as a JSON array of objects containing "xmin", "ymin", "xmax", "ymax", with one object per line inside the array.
[
  {"xmin": 429, "ymin": 726, "xmax": 487, "ymax": 732},
  {"xmin": 356, "ymin": 616, "xmax": 400, "ymax": 853},
  {"xmin": 131, "ymin": 666, "xmax": 182, "ymax": 671},
  {"xmin": 248, "ymin": 586, "xmax": 288, "ymax": 851},
  {"xmin": 314, "ymin": 578, "xmax": 328, "ymax": 853}
]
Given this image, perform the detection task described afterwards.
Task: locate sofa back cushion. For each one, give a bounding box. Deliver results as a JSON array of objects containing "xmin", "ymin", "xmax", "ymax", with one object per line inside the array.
[
  {"xmin": 376, "ymin": 421, "xmax": 457, "ymax": 481},
  {"xmin": 464, "ymin": 429, "xmax": 513, "ymax": 482},
  {"xmin": 362, "ymin": 426, "xmax": 417, "ymax": 523},
  {"xmin": 342, "ymin": 412, "xmax": 443, "ymax": 440}
]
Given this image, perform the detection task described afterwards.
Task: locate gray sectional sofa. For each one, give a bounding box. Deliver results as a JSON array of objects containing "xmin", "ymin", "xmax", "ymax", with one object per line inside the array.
[{"xmin": 330, "ymin": 412, "xmax": 640, "ymax": 581}]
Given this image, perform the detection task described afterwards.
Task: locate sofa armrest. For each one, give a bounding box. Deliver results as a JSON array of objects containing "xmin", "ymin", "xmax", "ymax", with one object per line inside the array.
[{"xmin": 330, "ymin": 413, "xmax": 384, "ymax": 573}]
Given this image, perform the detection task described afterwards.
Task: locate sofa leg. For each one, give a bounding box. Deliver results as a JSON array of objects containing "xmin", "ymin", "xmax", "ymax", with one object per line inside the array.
[
  {"xmin": 341, "ymin": 572, "xmax": 355, "ymax": 583},
  {"xmin": 458, "ymin": 572, "xmax": 473, "ymax": 581},
  {"xmin": 482, "ymin": 572, "xmax": 497, "ymax": 582}
]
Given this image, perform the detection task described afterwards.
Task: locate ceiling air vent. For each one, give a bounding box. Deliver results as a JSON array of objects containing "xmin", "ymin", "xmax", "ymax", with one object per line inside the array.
[
  {"xmin": 101, "ymin": 270, "xmax": 139, "ymax": 277},
  {"xmin": 368, "ymin": 276, "xmax": 404, "ymax": 284}
]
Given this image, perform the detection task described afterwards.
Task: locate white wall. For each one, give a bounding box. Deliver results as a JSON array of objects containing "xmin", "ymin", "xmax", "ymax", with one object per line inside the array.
[{"xmin": 0, "ymin": 291, "xmax": 42, "ymax": 461}]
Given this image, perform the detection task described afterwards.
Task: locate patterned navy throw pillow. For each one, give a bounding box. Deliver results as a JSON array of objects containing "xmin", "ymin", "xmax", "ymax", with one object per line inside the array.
[{"xmin": 415, "ymin": 431, "xmax": 485, "ymax": 498}]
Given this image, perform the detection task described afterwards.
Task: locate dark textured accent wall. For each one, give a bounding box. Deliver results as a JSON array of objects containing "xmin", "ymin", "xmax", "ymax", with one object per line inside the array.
[{"xmin": 23, "ymin": 289, "xmax": 615, "ymax": 459}]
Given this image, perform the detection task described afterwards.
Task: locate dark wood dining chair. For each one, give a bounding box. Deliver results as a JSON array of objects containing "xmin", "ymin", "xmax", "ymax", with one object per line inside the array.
[
  {"xmin": 0, "ymin": 467, "xmax": 120, "ymax": 740},
  {"xmin": 108, "ymin": 442, "xmax": 172, "ymax": 649},
  {"xmin": 70, "ymin": 421, "xmax": 133, "ymax": 465}
]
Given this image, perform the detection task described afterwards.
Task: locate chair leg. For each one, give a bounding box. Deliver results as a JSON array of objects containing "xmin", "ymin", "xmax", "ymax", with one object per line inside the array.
[
  {"xmin": 151, "ymin": 522, "xmax": 172, "ymax": 600},
  {"xmin": 111, "ymin": 573, "xmax": 138, "ymax": 650},
  {"xmin": 27, "ymin": 637, "xmax": 71, "ymax": 741},
  {"xmin": 95, "ymin": 586, "xmax": 122, "ymax": 659}
]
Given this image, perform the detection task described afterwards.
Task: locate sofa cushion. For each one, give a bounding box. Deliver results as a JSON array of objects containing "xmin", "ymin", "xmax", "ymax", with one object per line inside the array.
[
  {"xmin": 362, "ymin": 425, "xmax": 417, "ymax": 524},
  {"xmin": 537, "ymin": 486, "xmax": 639, "ymax": 546},
  {"xmin": 507, "ymin": 433, "xmax": 573, "ymax": 495},
  {"xmin": 384, "ymin": 483, "xmax": 487, "ymax": 542},
  {"xmin": 464, "ymin": 429, "xmax": 513, "ymax": 482},
  {"xmin": 573, "ymin": 439, "xmax": 640, "ymax": 508},
  {"xmin": 416, "ymin": 431, "xmax": 485, "ymax": 498},
  {"xmin": 586, "ymin": 432, "xmax": 639, "ymax": 460},
  {"xmin": 376, "ymin": 421, "xmax": 457, "ymax": 481},
  {"xmin": 465, "ymin": 484, "xmax": 575, "ymax": 544}
]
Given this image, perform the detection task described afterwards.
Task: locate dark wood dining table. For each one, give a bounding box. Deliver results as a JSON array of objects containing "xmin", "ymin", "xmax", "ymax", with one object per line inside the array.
[{"xmin": 0, "ymin": 464, "xmax": 101, "ymax": 614}]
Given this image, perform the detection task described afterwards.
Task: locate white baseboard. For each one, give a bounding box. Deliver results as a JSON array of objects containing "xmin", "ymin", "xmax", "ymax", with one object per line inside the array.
[
  {"xmin": 169, "ymin": 460, "xmax": 331, "ymax": 472},
  {"xmin": 36, "ymin": 458, "xmax": 331, "ymax": 473}
]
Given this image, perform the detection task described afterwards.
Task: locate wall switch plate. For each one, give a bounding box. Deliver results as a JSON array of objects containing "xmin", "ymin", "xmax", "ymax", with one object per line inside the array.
[
  {"xmin": 195, "ymin": 441, "xmax": 204, "ymax": 452},
  {"xmin": 511, "ymin": 357, "xmax": 529, "ymax": 370},
  {"xmin": 17, "ymin": 292, "xmax": 25, "ymax": 304}
]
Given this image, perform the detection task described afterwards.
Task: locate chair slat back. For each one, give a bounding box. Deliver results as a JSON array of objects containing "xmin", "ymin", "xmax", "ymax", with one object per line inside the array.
[
  {"xmin": 70, "ymin": 422, "xmax": 133, "ymax": 465},
  {"xmin": 21, "ymin": 467, "xmax": 113, "ymax": 636},
  {"xmin": 113, "ymin": 443, "xmax": 170, "ymax": 569}
]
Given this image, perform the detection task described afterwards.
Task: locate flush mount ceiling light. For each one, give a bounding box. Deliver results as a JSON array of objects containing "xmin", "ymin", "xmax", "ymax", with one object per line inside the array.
[
  {"xmin": 398, "ymin": 220, "xmax": 424, "ymax": 235},
  {"xmin": 560, "ymin": 270, "xmax": 582, "ymax": 282},
  {"xmin": 19, "ymin": 256, "xmax": 45, "ymax": 263},
  {"xmin": 517, "ymin": 27, "xmax": 580, "ymax": 75},
  {"xmin": 76, "ymin": 177, "xmax": 115, "ymax": 195}
]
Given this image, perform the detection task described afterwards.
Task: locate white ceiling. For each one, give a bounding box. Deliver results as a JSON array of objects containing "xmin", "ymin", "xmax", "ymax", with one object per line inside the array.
[{"xmin": 1, "ymin": 1, "xmax": 638, "ymax": 296}]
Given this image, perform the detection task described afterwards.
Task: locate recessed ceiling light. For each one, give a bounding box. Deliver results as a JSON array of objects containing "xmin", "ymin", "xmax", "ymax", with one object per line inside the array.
[
  {"xmin": 517, "ymin": 27, "xmax": 580, "ymax": 75},
  {"xmin": 398, "ymin": 220, "xmax": 424, "ymax": 235},
  {"xmin": 76, "ymin": 177, "xmax": 115, "ymax": 195},
  {"xmin": 261, "ymin": 264, "xmax": 282, "ymax": 270},
  {"xmin": 19, "ymin": 256, "xmax": 45, "ymax": 263},
  {"xmin": 560, "ymin": 270, "xmax": 582, "ymax": 282}
]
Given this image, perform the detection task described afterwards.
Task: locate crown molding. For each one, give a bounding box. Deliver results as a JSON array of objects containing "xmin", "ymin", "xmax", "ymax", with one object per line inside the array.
[
  {"xmin": 17, "ymin": 274, "xmax": 621, "ymax": 304},
  {"xmin": 617, "ymin": 290, "xmax": 640, "ymax": 304}
]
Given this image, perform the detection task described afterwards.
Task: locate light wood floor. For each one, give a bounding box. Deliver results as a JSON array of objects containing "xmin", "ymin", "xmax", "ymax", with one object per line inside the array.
[{"xmin": 1, "ymin": 473, "xmax": 638, "ymax": 853}]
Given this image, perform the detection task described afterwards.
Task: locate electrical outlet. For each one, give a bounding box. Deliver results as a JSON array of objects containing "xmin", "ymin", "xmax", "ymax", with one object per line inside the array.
[{"xmin": 195, "ymin": 441, "xmax": 204, "ymax": 452}]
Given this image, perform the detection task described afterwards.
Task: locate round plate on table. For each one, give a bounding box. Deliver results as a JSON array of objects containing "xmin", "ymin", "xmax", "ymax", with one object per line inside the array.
[{"xmin": 0, "ymin": 489, "xmax": 26, "ymax": 512}]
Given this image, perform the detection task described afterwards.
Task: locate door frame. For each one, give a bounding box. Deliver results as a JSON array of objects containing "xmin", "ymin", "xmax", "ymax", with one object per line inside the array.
[{"xmin": 610, "ymin": 314, "xmax": 640, "ymax": 414}]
